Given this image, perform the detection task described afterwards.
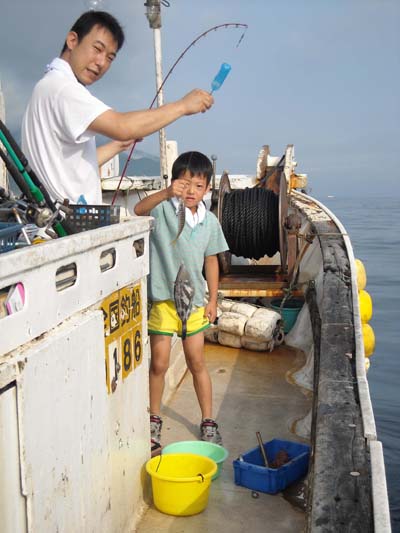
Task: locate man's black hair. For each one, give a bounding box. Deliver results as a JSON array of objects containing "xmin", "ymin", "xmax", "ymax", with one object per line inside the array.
[
  {"xmin": 171, "ymin": 151, "xmax": 213, "ymax": 185},
  {"xmin": 61, "ymin": 11, "xmax": 125, "ymax": 54}
]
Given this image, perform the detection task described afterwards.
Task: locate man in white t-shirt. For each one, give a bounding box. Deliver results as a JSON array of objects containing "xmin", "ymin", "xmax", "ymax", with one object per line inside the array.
[{"xmin": 21, "ymin": 11, "xmax": 214, "ymax": 204}]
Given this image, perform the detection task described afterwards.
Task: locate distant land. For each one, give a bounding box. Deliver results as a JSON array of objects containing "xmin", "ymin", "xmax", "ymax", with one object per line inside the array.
[{"xmin": 119, "ymin": 149, "xmax": 160, "ymax": 177}]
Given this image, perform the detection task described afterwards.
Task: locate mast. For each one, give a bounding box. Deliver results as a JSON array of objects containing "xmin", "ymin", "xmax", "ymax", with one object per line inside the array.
[{"xmin": 145, "ymin": 0, "xmax": 168, "ymax": 185}]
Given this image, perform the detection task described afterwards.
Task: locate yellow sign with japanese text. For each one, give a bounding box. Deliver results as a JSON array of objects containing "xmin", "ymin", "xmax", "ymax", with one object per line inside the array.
[{"xmin": 101, "ymin": 283, "xmax": 142, "ymax": 394}]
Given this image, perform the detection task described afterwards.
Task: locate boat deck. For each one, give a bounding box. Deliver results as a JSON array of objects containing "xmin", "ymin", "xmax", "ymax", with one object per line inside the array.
[{"xmin": 137, "ymin": 341, "xmax": 311, "ymax": 532}]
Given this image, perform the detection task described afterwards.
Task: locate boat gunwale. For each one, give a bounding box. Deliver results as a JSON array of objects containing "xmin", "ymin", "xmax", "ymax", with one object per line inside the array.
[{"xmin": 292, "ymin": 190, "xmax": 390, "ymax": 532}]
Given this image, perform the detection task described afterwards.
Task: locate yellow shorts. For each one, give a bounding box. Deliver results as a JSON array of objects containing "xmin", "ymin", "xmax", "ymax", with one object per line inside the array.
[{"xmin": 148, "ymin": 300, "xmax": 210, "ymax": 338}]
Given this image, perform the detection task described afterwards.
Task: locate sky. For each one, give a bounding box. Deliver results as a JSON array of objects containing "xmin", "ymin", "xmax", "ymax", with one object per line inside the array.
[{"xmin": 0, "ymin": 0, "xmax": 399, "ymax": 198}]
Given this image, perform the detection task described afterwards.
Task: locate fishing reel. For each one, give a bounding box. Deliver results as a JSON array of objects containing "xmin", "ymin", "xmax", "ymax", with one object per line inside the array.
[
  {"xmin": 0, "ymin": 182, "xmax": 72, "ymax": 238},
  {"xmin": 0, "ymin": 196, "xmax": 50, "ymax": 226}
]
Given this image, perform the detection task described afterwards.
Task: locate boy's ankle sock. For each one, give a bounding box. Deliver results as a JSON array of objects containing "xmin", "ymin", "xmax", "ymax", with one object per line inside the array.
[{"xmin": 150, "ymin": 414, "xmax": 163, "ymax": 453}]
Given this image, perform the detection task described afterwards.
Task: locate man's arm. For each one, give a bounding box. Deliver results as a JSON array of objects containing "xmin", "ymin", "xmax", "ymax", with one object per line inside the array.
[
  {"xmin": 89, "ymin": 89, "xmax": 214, "ymax": 141},
  {"xmin": 204, "ymin": 255, "xmax": 219, "ymax": 323},
  {"xmin": 96, "ymin": 139, "xmax": 139, "ymax": 167}
]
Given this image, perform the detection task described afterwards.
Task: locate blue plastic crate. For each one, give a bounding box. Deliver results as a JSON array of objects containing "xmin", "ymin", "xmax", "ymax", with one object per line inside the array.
[
  {"xmin": 233, "ymin": 439, "xmax": 310, "ymax": 494},
  {"xmin": 0, "ymin": 223, "xmax": 23, "ymax": 253},
  {"xmin": 65, "ymin": 204, "xmax": 120, "ymax": 233}
]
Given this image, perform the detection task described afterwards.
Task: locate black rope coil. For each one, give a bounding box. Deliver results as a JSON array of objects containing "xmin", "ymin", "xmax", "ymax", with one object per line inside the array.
[{"xmin": 221, "ymin": 188, "xmax": 279, "ymax": 260}]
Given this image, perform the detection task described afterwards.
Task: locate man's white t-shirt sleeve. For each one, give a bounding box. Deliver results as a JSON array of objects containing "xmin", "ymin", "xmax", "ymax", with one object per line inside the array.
[{"xmin": 55, "ymin": 81, "xmax": 110, "ymax": 143}]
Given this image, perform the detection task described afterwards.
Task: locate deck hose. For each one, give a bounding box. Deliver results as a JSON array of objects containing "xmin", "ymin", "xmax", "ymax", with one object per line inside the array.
[{"xmin": 221, "ymin": 187, "xmax": 279, "ymax": 260}]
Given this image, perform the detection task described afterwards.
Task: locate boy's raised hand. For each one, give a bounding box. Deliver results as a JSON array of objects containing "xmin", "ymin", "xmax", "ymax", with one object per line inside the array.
[
  {"xmin": 134, "ymin": 175, "xmax": 191, "ymax": 216},
  {"xmin": 168, "ymin": 177, "xmax": 191, "ymax": 198}
]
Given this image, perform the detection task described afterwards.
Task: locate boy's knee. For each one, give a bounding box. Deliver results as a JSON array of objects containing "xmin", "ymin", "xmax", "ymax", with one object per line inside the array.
[
  {"xmin": 187, "ymin": 359, "xmax": 206, "ymax": 375},
  {"xmin": 150, "ymin": 360, "xmax": 169, "ymax": 376}
]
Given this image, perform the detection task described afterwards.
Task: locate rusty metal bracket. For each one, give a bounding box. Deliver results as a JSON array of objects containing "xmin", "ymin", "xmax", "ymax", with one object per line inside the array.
[{"xmin": 217, "ymin": 171, "xmax": 232, "ymax": 274}]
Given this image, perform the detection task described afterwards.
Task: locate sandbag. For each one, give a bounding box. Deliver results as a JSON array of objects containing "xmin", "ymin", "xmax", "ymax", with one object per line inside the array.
[
  {"xmin": 218, "ymin": 299, "xmax": 236, "ymax": 313},
  {"xmin": 218, "ymin": 330, "xmax": 242, "ymax": 348},
  {"xmin": 218, "ymin": 312, "xmax": 248, "ymax": 336},
  {"xmin": 253, "ymin": 307, "xmax": 281, "ymax": 320},
  {"xmin": 244, "ymin": 312, "xmax": 281, "ymax": 341},
  {"xmin": 241, "ymin": 335, "xmax": 272, "ymax": 352},
  {"xmin": 230, "ymin": 302, "xmax": 257, "ymax": 318}
]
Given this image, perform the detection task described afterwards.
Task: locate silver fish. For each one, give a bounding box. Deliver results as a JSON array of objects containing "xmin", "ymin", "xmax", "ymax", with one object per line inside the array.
[
  {"xmin": 171, "ymin": 197, "xmax": 185, "ymax": 245},
  {"xmin": 174, "ymin": 263, "xmax": 195, "ymax": 340}
]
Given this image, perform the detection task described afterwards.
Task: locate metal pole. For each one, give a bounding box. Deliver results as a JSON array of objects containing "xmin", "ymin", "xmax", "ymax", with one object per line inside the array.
[
  {"xmin": 153, "ymin": 28, "xmax": 168, "ymax": 184},
  {"xmin": 145, "ymin": 0, "xmax": 168, "ymax": 185}
]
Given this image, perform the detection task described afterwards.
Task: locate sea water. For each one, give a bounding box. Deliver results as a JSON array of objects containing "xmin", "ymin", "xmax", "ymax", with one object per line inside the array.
[{"xmin": 323, "ymin": 195, "xmax": 400, "ymax": 528}]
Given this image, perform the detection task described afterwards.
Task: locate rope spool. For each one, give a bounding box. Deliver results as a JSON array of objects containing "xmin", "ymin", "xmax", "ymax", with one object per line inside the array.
[{"xmin": 221, "ymin": 187, "xmax": 279, "ymax": 260}]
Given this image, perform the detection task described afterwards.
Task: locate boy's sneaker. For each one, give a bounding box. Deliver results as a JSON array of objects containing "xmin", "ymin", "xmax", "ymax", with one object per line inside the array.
[
  {"xmin": 150, "ymin": 414, "xmax": 163, "ymax": 456},
  {"xmin": 200, "ymin": 418, "xmax": 222, "ymax": 445}
]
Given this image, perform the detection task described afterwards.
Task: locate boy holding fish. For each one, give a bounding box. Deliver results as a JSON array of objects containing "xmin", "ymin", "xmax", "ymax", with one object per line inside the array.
[{"xmin": 134, "ymin": 151, "xmax": 228, "ymax": 454}]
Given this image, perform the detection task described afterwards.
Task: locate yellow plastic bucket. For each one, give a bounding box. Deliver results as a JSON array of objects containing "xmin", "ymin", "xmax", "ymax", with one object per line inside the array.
[{"xmin": 146, "ymin": 453, "xmax": 217, "ymax": 516}]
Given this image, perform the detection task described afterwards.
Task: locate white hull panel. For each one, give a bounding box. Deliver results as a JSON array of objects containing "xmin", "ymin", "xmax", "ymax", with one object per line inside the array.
[{"xmin": 0, "ymin": 219, "xmax": 153, "ymax": 532}]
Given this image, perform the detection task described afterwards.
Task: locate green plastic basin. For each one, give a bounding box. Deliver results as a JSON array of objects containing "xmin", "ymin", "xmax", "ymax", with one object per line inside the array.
[{"xmin": 162, "ymin": 440, "xmax": 229, "ymax": 480}]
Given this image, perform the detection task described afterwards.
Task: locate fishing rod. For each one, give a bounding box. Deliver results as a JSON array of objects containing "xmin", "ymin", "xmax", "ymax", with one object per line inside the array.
[
  {"xmin": 0, "ymin": 145, "xmax": 34, "ymax": 202},
  {"xmin": 0, "ymin": 119, "xmax": 69, "ymax": 236},
  {"xmin": 0, "ymin": 124, "xmax": 44, "ymax": 205},
  {"xmin": 0, "ymin": 120, "xmax": 60, "ymax": 211},
  {"xmin": 111, "ymin": 22, "xmax": 248, "ymax": 205}
]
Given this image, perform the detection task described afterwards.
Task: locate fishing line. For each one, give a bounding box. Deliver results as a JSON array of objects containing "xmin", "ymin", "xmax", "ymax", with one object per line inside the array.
[{"xmin": 111, "ymin": 22, "xmax": 248, "ymax": 205}]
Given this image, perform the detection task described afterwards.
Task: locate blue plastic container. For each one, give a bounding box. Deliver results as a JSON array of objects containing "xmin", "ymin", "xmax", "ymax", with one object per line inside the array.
[
  {"xmin": 270, "ymin": 298, "xmax": 304, "ymax": 333},
  {"xmin": 233, "ymin": 439, "xmax": 310, "ymax": 494},
  {"xmin": 0, "ymin": 223, "xmax": 23, "ymax": 253}
]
